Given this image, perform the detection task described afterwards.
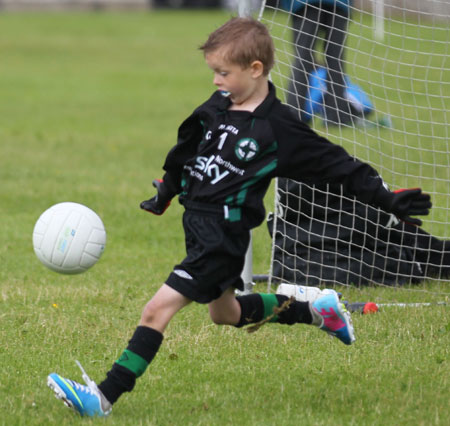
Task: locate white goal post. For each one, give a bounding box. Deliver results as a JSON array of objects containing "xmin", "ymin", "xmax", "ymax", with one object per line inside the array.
[{"xmin": 244, "ymin": 0, "xmax": 450, "ymax": 290}]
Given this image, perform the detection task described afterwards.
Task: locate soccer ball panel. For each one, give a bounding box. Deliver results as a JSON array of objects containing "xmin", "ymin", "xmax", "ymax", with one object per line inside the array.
[{"xmin": 33, "ymin": 202, "xmax": 106, "ymax": 274}]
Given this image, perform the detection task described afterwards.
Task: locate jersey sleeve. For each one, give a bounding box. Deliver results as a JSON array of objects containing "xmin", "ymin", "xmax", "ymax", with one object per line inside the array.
[
  {"xmin": 161, "ymin": 110, "xmax": 204, "ymax": 195},
  {"xmin": 270, "ymin": 106, "xmax": 390, "ymax": 206}
]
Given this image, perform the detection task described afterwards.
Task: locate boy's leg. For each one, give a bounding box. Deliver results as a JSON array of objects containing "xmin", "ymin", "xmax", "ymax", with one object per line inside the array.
[
  {"xmin": 208, "ymin": 287, "xmax": 241, "ymax": 325},
  {"xmin": 209, "ymin": 286, "xmax": 313, "ymax": 327},
  {"xmin": 209, "ymin": 287, "xmax": 354, "ymax": 345},
  {"xmin": 47, "ymin": 284, "xmax": 191, "ymax": 417},
  {"xmin": 139, "ymin": 284, "xmax": 192, "ymax": 331},
  {"xmin": 98, "ymin": 285, "xmax": 191, "ymax": 403}
]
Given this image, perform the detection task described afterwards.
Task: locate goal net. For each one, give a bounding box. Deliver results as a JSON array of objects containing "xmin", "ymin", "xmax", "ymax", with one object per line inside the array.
[{"xmin": 257, "ymin": 0, "xmax": 450, "ymax": 287}]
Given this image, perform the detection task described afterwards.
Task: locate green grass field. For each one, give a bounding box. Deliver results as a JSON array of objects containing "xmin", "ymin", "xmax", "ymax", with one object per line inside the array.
[{"xmin": 0, "ymin": 10, "xmax": 449, "ymax": 426}]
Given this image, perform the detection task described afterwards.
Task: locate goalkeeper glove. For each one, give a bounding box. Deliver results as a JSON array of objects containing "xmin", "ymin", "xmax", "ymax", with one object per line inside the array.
[
  {"xmin": 140, "ymin": 179, "xmax": 174, "ymax": 215},
  {"xmin": 379, "ymin": 188, "xmax": 432, "ymax": 226}
]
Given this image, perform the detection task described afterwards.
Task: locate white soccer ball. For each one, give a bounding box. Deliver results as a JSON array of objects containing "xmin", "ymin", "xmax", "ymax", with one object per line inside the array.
[{"xmin": 33, "ymin": 202, "xmax": 106, "ymax": 274}]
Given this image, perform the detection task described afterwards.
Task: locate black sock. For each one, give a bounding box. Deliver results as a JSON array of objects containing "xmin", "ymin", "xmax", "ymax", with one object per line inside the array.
[
  {"xmin": 235, "ymin": 294, "xmax": 265, "ymax": 327},
  {"xmin": 275, "ymin": 295, "xmax": 312, "ymax": 325},
  {"xmin": 98, "ymin": 326, "xmax": 163, "ymax": 404},
  {"xmin": 235, "ymin": 293, "xmax": 312, "ymax": 328}
]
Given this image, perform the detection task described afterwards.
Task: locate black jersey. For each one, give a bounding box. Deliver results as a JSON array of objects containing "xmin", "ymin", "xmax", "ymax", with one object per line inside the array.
[{"xmin": 162, "ymin": 82, "xmax": 388, "ymax": 229}]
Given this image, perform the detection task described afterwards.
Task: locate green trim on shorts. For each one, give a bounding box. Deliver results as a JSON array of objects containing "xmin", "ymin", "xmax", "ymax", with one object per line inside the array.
[
  {"xmin": 116, "ymin": 349, "xmax": 149, "ymax": 378},
  {"xmin": 259, "ymin": 293, "xmax": 279, "ymax": 322}
]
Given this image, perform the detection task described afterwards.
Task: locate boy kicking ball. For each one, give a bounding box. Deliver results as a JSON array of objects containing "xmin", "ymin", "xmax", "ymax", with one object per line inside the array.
[{"xmin": 47, "ymin": 17, "xmax": 431, "ymax": 417}]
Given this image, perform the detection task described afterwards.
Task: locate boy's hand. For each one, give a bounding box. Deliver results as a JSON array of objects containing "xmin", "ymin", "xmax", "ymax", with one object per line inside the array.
[
  {"xmin": 385, "ymin": 188, "xmax": 432, "ymax": 226},
  {"xmin": 140, "ymin": 179, "xmax": 173, "ymax": 215}
]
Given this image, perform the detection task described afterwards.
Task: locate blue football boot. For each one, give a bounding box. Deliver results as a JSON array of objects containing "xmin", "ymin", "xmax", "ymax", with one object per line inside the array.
[{"xmin": 47, "ymin": 360, "xmax": 112, "ymax": 417}]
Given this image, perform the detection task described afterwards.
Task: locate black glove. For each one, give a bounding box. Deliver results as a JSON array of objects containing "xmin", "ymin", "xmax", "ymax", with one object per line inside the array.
[
  {"xmin": 380, "ymin": 188, "xmax": 432, "ymax": 226},
  {"xmin": 140, "ymin": 179, "xmax": 174, "ymax": 215}
]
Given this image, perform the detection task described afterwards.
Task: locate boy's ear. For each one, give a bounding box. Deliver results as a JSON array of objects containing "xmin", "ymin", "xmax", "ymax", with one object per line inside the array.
[{"xmin": 250, "ymin": 60, "xmax": 264, "ymax": 78}]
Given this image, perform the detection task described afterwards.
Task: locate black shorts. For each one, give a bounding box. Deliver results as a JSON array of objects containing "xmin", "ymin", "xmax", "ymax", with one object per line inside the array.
[{"xmin": 165, "ymin": 204, "xmax": 250, "ymax": 304}]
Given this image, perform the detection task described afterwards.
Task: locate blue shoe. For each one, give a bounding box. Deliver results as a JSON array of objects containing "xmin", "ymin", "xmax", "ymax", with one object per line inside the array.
[
  {"xmin": 47, "ymin": 361, "xmax": 111, "ymax": 417},
  {"xmin": 311, "ymin": 293, "xmax": 356, "ymax": 345}
]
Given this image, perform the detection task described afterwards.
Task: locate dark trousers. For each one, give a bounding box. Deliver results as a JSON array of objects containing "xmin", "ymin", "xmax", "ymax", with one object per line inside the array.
[{"xmin": 287, "ymin": 5, "xmax": 354, "ymax": 124}]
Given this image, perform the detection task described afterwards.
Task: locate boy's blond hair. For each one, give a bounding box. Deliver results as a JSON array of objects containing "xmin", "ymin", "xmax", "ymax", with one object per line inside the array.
[{"xmin": 200, "ymin": 17, "xmax": 275, "ymax": 76}]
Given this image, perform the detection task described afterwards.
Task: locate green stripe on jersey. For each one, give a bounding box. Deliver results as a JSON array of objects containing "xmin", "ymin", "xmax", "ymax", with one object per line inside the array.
[{"xmin": 236, "ymin": 159, "xmax": 278, "ymax": 205}]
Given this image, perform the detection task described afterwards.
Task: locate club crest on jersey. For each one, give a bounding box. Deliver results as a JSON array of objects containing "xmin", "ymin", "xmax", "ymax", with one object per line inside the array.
[{"xmin": 235, "ymin": 138, "xmax": 259, "ymax": 162}]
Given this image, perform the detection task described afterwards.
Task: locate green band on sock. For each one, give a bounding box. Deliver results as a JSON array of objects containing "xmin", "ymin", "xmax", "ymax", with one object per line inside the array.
[
  {"xmin": 116, "ymin": 349, "xmax": 149, "ymax": 378},
  {"xmin": 259, "ymin": 293, "xmax": 279, "ymax": 322}
]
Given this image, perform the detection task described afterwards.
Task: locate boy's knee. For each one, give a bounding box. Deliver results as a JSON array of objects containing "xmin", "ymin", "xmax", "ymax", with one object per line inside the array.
[
  {"xmin": 209, "ymin": 310, "xmax": 225, "ymax": 325},
  {"xmin": 140, "ymin": 300, "xmax": 161, "ymax": 324},
  {"xmin": 209, "ymin": 308, "xmax": 237, "ymax": 326}
]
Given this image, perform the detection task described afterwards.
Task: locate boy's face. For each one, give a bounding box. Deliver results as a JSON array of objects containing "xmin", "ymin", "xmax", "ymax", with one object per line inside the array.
[{"xmin": 205, "ymin": 47, "xmax": 264, "ymax": 106}]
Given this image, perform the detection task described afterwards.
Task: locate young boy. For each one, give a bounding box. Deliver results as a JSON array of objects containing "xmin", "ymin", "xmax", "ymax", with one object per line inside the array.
[{"xmin": 47, "ymin": 17, "xmax": 431, "ymax": 417}]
